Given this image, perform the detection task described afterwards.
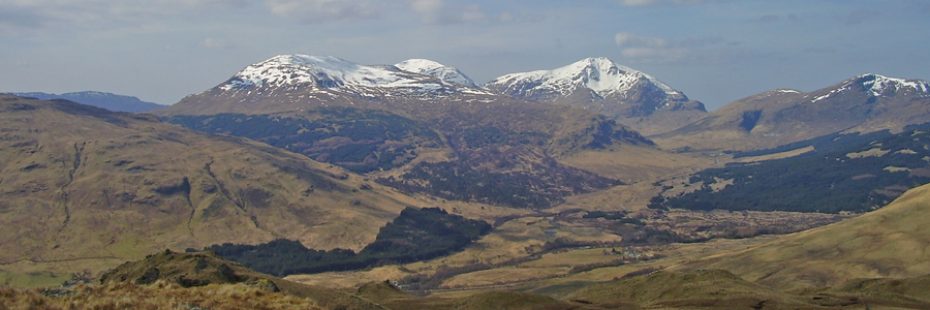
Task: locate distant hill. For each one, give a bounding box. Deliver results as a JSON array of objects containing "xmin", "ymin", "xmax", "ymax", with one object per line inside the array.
[
  {"xmin": 11, "ymin": 91, "xmax": 163, "ymax": 113},
  {"xmin": 656, "ymin": 73, "xmax": 930, "ymax": 151}
]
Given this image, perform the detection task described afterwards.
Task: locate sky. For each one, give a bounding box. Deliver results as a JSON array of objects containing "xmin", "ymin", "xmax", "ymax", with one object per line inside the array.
[{"xmin": 0, "ymin": 0, "xmax": 928, "ymax": 110}]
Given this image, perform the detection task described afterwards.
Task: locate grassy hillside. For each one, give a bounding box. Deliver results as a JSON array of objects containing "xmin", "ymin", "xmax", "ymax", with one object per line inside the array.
[
  {"xmin": 566, "ymin": 269, "xmax": 807, "ymax": 309},
  {"xmin": 685, "ymin": 182, "xmax": 930, "ymax": 290},
  {"xmin": 0, "ymin": 95, "xmax": 435, "ymax": 286}
]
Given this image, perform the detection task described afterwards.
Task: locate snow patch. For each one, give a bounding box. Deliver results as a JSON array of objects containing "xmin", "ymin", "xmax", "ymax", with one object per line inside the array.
[
  {"xmin": 486, "ymin": 57, "xmax": 681, "ymax": 98},
  {"xmin": 811, "ymin": 85, "xmax": 849, "ymax": 103},
  {"xmin": 394, "ymin": 59, "xmax": 478, "ymax": 87},
  {"xmin": 858, "ymin": 73, "xmax": 930, "ymax": 96},
  {"xmin": 222, "ymin": 54, "xmax": 444, "ymax": 91}
]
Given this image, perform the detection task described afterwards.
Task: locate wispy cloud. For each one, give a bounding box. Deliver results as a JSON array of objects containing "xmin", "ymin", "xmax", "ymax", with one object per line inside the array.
[
  {"xmin": 0, "ymin": 0, "xmax": 251, "ymax": 35},
  {"xmin": 263, "ymin": 0, "xmax": 381, "ymax": 23},
  {"xmin": 617, "ymin": 0, "xmax": 708, "ymax": 7},
  {"xmin": 614, "ymin": 32, "xmax": 686, "ymax": 62},
  {"xmin": 751, "ymin": 13, "xmax": 800, "ymax": 23},
  {"xmin": 406, "ymin": 0, "xmax": 500, "ymax": 24},
  {"xmin": 200, "ymin": 37, "xmax": 236, "ymax": 49},
  {"xmin": 614, "ymin": 32, "xmax": 738, "ymax": 64}
]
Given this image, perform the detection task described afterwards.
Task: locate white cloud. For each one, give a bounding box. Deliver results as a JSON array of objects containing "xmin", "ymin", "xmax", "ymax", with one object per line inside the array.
[
  {"xmin": 406, "ymin": 0, "xmax": 490, "ymax": 24},
  {"xmin": 263, "ymin": 0, "xmax": 380, "ymax": 22},
  {"xmin": 459, "ymin": 5, "xmax": 487, "ymax": 22},
  {"xmin": 0, "ymin": 0, "xmax": 251, "ymax": 35},
  {"xmin": 618, "ymin": 0, "xmax": 707, "ymax": 7},
  {"xmin": 613, "ymin": 32, "xmax": 740, "ymax": 64},
  {"xmin": 614, "ymin": 32, "xmax": 668, "ymax": 48},
  {"xmin": 620, "ymin": 0, "xmax": 657, "ymax": 6},
  {"xmin": 200, "ymin": 37, "xmax": 235, "ymax": 49},
  {"xmin": 409, "ymin": 0, "xmax": 442, "ymax": 14},
  {"xmin": 613, "ymin": 32, "xmax": 686, "ymax": 63}
]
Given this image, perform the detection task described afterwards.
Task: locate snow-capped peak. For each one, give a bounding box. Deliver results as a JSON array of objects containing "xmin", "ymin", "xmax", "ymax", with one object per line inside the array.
[
  {"xmin": 486, "ymin": 57, "xmax": 680, "ymax": 99},
  {"xmin": 221, "ymin": 54, "xmax": 444, "ymax": 91},
  {"xmin": 855, "ymin": 73, "xmax": 930, "ymax": 96},
  {"xmin": 810, "ymin": 73, "xmax": 929, "ymax": 103},
  {"xmin": 395, "ymin": 59, "xmax": 477, "ymax": 87}
]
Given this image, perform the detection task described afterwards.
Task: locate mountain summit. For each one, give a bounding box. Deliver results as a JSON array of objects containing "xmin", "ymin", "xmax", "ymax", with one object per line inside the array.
[
  {"xmin": 810, "ymin": 73, "xmax": 930, "ymax": 102},
  {"xmin": 485, "ymin": 57, "xmax": 706, "ymax": 135},
  {"xmin": 486, "ymin": 57, "xmax": 681, "ymax": 101},
  {"xmin": 395, "ymin": 58, "xmax": 478, "ymax": 87},
  {"xmin": 222, "ymin": 54, "xmax": 449, "ymax": 93}
]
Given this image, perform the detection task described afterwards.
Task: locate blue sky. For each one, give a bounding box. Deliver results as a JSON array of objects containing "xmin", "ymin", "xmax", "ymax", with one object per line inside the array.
[{"xmin": 0, "ymin": 0, "xmax": 928, "ymax": 109}]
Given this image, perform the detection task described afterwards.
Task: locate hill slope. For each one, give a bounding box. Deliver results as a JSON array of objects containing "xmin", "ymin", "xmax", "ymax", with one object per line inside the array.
[
  {"xmin": 657, "ymin": 74, "xmax": 930, "ymax": 151},
  {"xmin": 685, "ymin": 181, "xmax": 930, "ymax": 290},
  {"xmin": 11, "ymin": 91, "xmax": 164, "ymax": 113},
  {"xmin": 0, "ymin": 95, "xmax": 429, "ymax": 281}
]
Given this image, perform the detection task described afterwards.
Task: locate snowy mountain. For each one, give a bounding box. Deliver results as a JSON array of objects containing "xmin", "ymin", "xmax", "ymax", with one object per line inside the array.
[
  {"xmin": 487, "ymin": 57, "xmax": 678, "ymax": 100},
  {"xmin": 809, "ymin": 73, "xmax": 930, "ymax": 103},
  {"xmin": 11, "ymin": 91, "xmax": 163, "ymax": 113},
  {"xmin": 218, "ymin": 54, "xmax": 488, "ymax": 98},
  {"xmin": 486, "ymin": 57, "xmax": 706, "ymax": 135},
  {"xmin": 395, "ymin": 59, "xmax": 478, "ymax": 87},
  {"xmin": 656, "ymin": 73, "xmax": 930, "ymax": 151},
  {"xmin": 165, "ymin": 54, "xmax": 501, "ymax": 115}
]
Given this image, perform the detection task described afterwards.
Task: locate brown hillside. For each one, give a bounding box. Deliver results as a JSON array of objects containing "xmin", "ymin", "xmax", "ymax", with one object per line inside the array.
[
  {"xmin": 0, "ymin": 95, "xmax": 431, "ymax": 284},
  {"xmin": 682, "ymin": 182, "xmax": 930, "ymax": 290}
]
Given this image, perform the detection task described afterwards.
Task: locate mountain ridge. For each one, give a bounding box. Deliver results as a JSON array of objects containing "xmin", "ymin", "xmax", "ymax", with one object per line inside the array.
[
  {"xmin": 395, "ymin": 58, "xmax": 478, "ymax": 87},
  {"xmin": 485, "ymin": 57, "xmax": 707, "ymax": 135},
  {"xmin": 655, "ymin": 72, "xmax": 930, "ymax": 151},
  {"xmin": 10, "ymin": 91, "xmax": 164, "ymax": 113}
]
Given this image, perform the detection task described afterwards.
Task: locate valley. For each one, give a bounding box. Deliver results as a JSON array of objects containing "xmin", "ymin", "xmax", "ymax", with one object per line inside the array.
[{"xmin": 3, "ymin": 45, "xmax": 930, "ymax": 308}]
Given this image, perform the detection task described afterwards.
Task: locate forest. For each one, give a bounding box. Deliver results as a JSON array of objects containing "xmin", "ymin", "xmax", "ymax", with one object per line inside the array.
[
  {"xmin": 204, "ymin": 207, "xmax": 492, "ymax": 276},
  {"xmin": 654, "ymin": 123, "xmax": 930, "ymax": 213}
]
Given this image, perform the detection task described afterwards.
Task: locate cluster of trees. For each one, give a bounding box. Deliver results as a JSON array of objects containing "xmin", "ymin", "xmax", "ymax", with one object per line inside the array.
[
  {"xmin": 654, "ymin": 123, "xmax": 930, "ymax": 213},
  {"xmin": 205, "ymin": 207, "xmax": 491, "ymax": 276},
  {"xmin": 583, "ymin": 211, "xmax": 644, "ymax": 225}
]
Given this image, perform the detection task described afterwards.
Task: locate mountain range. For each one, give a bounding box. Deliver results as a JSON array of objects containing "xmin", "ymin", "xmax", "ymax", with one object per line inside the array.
[
  {"xmin": 10, "ymin": 91, "xmax": 164, "ymax": 113},
  {"xmin": 166, "ymin": 55, "xmax": 704, "ymax": 134},
  {"xmin": 163, "ymin": 55, "xmax": 668, "ymax": 209}
]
